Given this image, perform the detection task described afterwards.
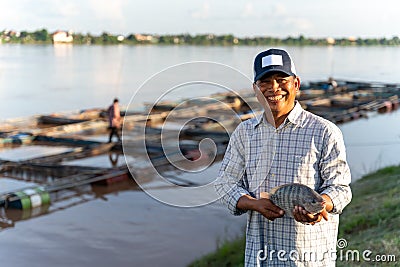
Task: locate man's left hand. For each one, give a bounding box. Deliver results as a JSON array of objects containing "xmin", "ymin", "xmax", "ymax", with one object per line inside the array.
[{"xmin": 292, "ymin": 206, "xmax": 329, "ymax": 225}]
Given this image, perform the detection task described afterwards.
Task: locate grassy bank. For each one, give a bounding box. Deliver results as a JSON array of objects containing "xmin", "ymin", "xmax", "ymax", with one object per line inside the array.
[{"xmin": 189, "ymin": 165, "xmax": 400, "ymax": 267}]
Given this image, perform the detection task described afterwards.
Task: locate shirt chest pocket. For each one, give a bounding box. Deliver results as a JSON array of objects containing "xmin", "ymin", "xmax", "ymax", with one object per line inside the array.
[{"xmin": 293, "ymin": 149, "xmax": 319, "ymax": 184}]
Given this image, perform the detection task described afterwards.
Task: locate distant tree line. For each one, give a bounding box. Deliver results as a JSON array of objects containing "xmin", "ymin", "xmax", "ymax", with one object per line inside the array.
[{"xmin": 2, "ymin": 28, "xmax": 400, "ymax": 46}]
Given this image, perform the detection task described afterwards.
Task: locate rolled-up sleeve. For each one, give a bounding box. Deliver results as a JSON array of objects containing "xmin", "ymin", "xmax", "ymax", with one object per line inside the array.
[
  {"xmin": 214, "ymin": 123, "xmax": 250, "ymax": 216},
  {"xmin": 319, "ymin": 124, "xmax": 352, "ymax": 214}
]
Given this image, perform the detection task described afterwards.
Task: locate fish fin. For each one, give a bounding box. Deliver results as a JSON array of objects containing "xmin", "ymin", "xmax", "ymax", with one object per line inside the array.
[
  {"xmin": 269, "ymin": 184, "xmax": 285, "ymax": 195},
  {"xmin": 260, "ymin": 192, "xmax": 270, "ymax": 199}
]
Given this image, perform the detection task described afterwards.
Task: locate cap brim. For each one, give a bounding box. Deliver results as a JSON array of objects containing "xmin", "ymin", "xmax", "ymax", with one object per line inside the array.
[{"xmin": 254, "ymin": 69, "xmax": 293, "ymax": 82}]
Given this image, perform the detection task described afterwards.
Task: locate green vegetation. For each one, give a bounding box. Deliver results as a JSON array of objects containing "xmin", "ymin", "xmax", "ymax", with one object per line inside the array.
[
  {"xmin": 189, "ymin": 237, "xmax": 246, "ymax": 267},
  {"xmin": 189, "ymin": 165, "xmax": 400, "ymax": 267},
  {"xmin": 337, "ymin": 165, "xmax": 400, "ymax": 266},
  {"xmin": 2, "ymin": 29, "xmax": 400, "ymax": 46}
]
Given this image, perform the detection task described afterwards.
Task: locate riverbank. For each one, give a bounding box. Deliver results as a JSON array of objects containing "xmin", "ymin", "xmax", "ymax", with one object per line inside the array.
[
  {"xmin": 189, "ymin": 165, "xmax": 400, "ymax": 267},
  {"xmin": 2, "ymin": 29, "xmax": 400, "ymax": 46}
]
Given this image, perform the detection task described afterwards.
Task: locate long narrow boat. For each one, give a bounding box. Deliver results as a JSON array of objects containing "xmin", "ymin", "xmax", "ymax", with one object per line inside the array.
[{"xmin": 38, "ymin": 115, "xmax": 88, "ymax": 125}]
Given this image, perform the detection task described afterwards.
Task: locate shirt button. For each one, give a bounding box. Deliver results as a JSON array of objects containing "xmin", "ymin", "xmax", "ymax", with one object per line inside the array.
[{"xmin": 271, "ymin": 174, "xmax": 275, "ymax": 177}]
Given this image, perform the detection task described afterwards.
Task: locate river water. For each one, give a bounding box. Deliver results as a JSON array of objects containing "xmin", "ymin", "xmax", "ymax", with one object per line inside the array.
[{"xmin": 0, "ymin": 45, "xmax": 400, "ymax": 266}]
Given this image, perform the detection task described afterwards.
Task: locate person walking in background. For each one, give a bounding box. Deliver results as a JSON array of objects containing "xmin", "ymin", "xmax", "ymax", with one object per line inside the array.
[
  {"xmin": 108, "ymin": 98, "xmax": 121, "ymax": 143},
  {"xmin": 215, "ymin": 48, "xmax": 352, "ymax": 266}
]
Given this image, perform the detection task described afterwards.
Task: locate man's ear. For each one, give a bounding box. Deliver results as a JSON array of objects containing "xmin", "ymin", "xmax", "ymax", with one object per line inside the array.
[{"xmin": 294, "ymin": 76, "xmax": 301, "ymax": 91}]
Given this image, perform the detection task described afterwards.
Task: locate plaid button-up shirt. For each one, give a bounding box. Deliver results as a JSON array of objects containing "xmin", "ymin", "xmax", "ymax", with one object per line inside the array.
[{"xmin": 215, "ymin": 102, "xmax": 352, "ymax": 267}]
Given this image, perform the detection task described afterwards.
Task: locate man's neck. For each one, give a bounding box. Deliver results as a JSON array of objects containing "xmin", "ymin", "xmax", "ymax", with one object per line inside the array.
[
  {"xmin": 263, "ymin": 111, "xmax": 288, "ymax": 129},
  {"xmin": 272, "ymin": 113, "xmax": 289, "ymax": 128},
  {"xmin": 271, "ymin": 103, "xmax": 296, "ymax": 128}
]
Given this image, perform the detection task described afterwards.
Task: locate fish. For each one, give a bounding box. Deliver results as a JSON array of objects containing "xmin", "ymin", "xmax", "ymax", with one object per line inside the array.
[{"xmin": 260, "ymin": 183, "xmax": 325, "ymax": 217}]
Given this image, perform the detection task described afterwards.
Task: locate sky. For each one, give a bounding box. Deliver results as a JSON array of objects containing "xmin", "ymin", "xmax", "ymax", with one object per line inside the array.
[{"xmin": 1, "ymin": 0, "xmax": 400, "ymax": 38}]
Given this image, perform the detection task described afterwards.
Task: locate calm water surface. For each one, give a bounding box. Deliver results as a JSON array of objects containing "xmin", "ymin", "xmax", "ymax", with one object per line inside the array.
[{"xmin": 0, "ymin": 45, "xmax": 400, "ymax": 267}]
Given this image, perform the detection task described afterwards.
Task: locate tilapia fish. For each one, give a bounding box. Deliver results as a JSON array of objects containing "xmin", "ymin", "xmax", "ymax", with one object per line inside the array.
[{"xmin": 261, "ymin": 183, "xmax": 325, "ymax": 217}]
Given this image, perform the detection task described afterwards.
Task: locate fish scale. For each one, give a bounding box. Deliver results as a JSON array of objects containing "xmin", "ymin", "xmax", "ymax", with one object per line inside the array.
[{"xmin": 262, "ymin": 183, "xmax": 325, "ymax": 217}]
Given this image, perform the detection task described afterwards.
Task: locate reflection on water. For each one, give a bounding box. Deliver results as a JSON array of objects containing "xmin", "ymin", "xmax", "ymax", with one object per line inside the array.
[
  {"xmin": 339, "ymin": 109, "xmax": 400, "ymax": 180},
  {"xmin": 63, "ymin": 152, "xmax": 129, "ymax": 169},
  {"xmin": 3, "ymin": 45, "xmax": 400, "ymax": 119},
  {"xmin": 0, "ymin": 177, "xmax": 37, "ymax": 194},
  {"xmin": 0, "ymin": 204, "xmax": 50, "ymax": 229},
  {"xmin": 0, "ymin": 147, "xmax": 244, "ymax": 267},
  {"xmin": 0, "ymin": 179, "xmax": 140, "ymax": 232},
  {"xmin": 0, "ymin": 145, "xmax": 74, "ymax": 162}
]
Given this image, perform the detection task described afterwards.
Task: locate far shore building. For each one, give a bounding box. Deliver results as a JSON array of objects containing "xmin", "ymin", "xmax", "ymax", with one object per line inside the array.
[
  {"xmin": 134, "ymin": 34, "xmax": 153, "ymax": 42},
  {"xmin": 134, "ymin": 34, "xmax": 159, "ymax": 43},
  {"xmin": 52, "ymin": 31, "xmax": 73, "ymax": 44},
  {"xmin": 326, "ymin": 37, "xmax": 335, "ymax": 45}
]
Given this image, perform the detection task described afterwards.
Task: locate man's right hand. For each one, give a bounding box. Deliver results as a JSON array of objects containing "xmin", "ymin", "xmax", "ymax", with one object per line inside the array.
[
  {"xmin": 237, "ymin": 195, "xmax": 284, "ymax": 221},
  {"xmin": 254, "ymin": 198, "xmax": 285, "ymax": 221}
]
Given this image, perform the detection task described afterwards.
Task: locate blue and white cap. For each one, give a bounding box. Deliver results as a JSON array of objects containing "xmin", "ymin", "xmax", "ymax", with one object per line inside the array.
[{"xmin": 253, "ymin": 48, "xmax": 297, "ymax": 82}]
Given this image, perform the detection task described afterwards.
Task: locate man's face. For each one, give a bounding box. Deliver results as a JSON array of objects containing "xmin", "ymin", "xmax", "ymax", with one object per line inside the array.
[{"xmin": 254, "ymin": 72, "xmax": 300, "ymax": 116}]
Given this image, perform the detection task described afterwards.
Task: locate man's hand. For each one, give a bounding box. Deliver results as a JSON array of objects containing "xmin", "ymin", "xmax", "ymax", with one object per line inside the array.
[
  {"xmin": 292, "ymin": 206, "xmax": 328, "ymax": 225},
  {"xmin": 237, "ymin": 194, "xmax": 284, "ymax": 221},
  {"xmin": 292, "ymin": 194, "xmax": 333, "ymax": 225},
  {"xmin": 255, "ymin": 197, "xmax": 285, "ymax": 221}
]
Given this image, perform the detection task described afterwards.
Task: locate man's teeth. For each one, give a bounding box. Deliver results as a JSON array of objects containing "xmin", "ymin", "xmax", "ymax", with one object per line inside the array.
[{"xmin": 267, "ymin": 95, "xmax": 284, "ymax": 101}]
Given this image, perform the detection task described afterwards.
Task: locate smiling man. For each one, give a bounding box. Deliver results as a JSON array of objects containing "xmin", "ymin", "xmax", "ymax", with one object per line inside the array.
[{"xmin": 215, "ymin": 48, "xmax": 352, "ymax": 266}]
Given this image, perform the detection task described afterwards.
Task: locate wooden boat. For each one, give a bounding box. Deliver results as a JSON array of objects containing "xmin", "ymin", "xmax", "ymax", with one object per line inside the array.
[
  {"xmin": 91, "ymin": 168, "xmax": 131, "ymax": 185},
  {"xmin": 182, "ymin": 127, "xmax": 230, "ymax": 142},
  {"xmin": 377, "ymin": 100, "xmax": 393, "ymax": 113},
  {"xmin": 38, "ymin": 108, "xmax": 104, "ymax": 125},
  {"xmin": 38, "ymin": 115, "xmax": 88, "ymax": 125},
  {"xmin": 34, "ymin": 135, "xmax": 104, "ymax": 147}
]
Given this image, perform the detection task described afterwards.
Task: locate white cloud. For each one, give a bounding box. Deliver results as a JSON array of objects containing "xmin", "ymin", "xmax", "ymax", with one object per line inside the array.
[
  {"xmin": 58, "ymin": 2, "xmax": 80, "ymax": 17},
  {"xmin": 272, "ymin": 3, "xmax": 287, "ymax": 16},
  {"xmin": 286, "ymin": 18, "xmax": 313, "ymax": 32},
  {"xmin": 87, "ymin": 0, "xmax": 127, "ymax": 21},
  {"xmin": 2, "ymin": 0, "xmax": 400, "ymax": 38},
  {"xmin": 191, "ymin": 1, "xmax": 210, "ymax": 19},
  {"xmin": 241, "ymin": 2, "xmax": 255, "ymax": 18}
]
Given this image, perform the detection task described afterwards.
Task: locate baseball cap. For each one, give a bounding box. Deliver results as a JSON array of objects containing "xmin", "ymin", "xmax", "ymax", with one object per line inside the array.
[{"xmin": 253, "ymin": 48, "xmax": 297, "ymax": 82}]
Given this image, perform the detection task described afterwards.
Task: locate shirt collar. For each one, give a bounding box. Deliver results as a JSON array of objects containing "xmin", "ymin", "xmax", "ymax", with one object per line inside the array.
[
  {"xmin": 253, "ymin": 101, "xmax": 305, "ymax": 128},
  {"xmin": 287, "ymin": 101, "xmax": 304, "ymax": 126}
]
